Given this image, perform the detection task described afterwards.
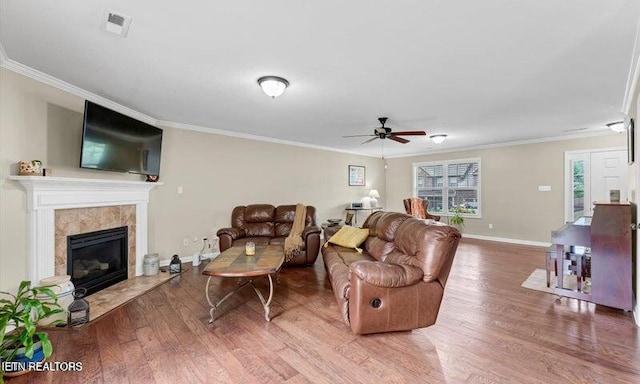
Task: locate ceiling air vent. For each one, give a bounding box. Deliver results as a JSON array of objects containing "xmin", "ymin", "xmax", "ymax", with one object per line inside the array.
[{"xmin": 103, "ymin": 11, "xmax": 132, "ymax": 37}]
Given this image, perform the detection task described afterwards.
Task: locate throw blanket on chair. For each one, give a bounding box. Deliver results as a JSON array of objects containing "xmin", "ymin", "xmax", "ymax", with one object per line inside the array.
[
  {"xmin": 284, "ymin": 203, "xmax": 307, "ymax": 262},
  {"xmin": 408, "ymin": 197, "xmax": 426, "ymax": 219}
]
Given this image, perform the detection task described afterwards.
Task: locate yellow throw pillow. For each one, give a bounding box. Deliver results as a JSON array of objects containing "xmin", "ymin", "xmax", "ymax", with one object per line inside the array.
[{"xmin": 326, "ymin": 226, "xmax": 369, "ymax": 249}]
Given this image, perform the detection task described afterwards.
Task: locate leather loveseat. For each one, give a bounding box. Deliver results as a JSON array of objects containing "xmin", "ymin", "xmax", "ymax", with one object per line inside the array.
[
  {"xmin": 322, "ymin": 211, "xmax": 460, "ymax": 334},
  {"xmin": 217, "ymin": 204, "xmax": 322, "ymax": 266}
]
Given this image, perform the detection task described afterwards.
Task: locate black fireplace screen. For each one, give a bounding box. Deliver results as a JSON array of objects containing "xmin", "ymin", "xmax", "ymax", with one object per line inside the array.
[{"xmin": 67, "ymin": 226, "xmax": 128, "ymax": 295}]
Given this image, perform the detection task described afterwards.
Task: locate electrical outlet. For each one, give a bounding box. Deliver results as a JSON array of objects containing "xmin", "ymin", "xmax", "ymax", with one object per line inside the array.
[
  {"xmin": 489, "ymin": 224, "xmax": 493, "ymax": 229},
  {"xmin": 183, "ymin": 238, "xmax": 189, "ymax": 246},
  {"xmin": 193, "ymin": 236, "xmax": 199, "ymax": 243}
]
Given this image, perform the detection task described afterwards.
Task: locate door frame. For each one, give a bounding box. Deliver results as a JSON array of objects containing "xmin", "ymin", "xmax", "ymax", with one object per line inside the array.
[{"xmin": 564, "ymin": 146, "xmax": 626, "ymax": 223}]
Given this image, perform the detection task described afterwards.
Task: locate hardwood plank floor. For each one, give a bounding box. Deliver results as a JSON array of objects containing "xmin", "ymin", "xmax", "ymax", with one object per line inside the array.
[{"xmin": 10, "ymin": 238, "xmax": 640, "ymax": 383}]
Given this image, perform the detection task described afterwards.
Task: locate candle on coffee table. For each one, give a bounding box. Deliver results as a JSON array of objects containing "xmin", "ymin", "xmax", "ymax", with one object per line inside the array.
[{"xmin": 245, "ymin": 242, "xmax": 255, "ymax": 256}]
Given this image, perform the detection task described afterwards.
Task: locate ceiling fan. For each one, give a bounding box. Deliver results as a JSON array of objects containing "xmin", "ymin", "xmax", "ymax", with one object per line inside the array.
[{"xmin": 343, "ymin": 117, "xmax": 426, "ymax": 144}]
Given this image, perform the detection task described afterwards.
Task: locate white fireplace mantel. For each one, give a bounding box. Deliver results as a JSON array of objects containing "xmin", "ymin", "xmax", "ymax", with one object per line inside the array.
[{"xmin": 9, "ymin": 176, "xmax": 163, "ymax": 283}]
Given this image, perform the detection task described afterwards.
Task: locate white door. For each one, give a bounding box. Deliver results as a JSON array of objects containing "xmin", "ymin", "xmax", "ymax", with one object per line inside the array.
[
  {"xmin": 565, "ymin": 149, "xmax": 627, "ymax": 221},
  {"xmin": 589, "ymin": 150, "xmax": 628, "ymax": 215}
]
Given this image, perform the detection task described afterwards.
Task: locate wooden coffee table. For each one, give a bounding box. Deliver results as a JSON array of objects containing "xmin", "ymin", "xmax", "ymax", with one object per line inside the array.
[{"xmin": 202, "ymin": 244, "xmax": 284, "ymax": 323}]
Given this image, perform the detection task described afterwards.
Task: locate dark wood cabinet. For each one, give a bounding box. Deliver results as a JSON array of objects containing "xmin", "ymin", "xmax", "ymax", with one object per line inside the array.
[
  {"xmin": 550, "ymin": 202, "xmax": 634, "ymax": 311},
  {"xmin": 590, "ymin": 202, "xmax": 634, "ymax": 310}
]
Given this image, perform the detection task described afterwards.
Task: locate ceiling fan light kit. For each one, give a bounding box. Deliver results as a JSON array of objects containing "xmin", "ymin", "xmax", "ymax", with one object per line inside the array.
[
  {"xmin": 430, "ymin": 134, "xmax": 447, "ymax": 144},
  {"xmin": 343, "ymin": 117, "xmax": 426, "ymax": 145},
  {"xmin": 606, "ymin": 121, "xmax": 625, "ymax": 133},
  {"xmin": 257, "ymin": 76, "xmax": 289, "ymax": 99}
]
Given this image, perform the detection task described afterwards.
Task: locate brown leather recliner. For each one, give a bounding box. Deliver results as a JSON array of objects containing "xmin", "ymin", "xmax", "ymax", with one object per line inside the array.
[
  {"xmin": 322, "ymin": 211, "xmax": 460, "ymax": 334},
  {"xmin": 217, "ymin": 204, "xmax": 321, "ymax": 266},
  {"xmin": 403, "ymin": 197, "xmax": 441, "ymax": 221}
]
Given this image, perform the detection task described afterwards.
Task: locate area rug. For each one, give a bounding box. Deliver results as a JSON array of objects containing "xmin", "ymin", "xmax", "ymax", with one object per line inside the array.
[{"xmin": 521, "ymin": 268, "xmax": 590, "ymax": 294}]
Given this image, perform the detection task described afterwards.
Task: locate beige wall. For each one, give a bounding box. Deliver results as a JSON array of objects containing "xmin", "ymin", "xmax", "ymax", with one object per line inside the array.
[
  {"xmin": 0, "ymin": 68, "xmax": 384, "ymax": 291},
  {"xmin": 148, "ymin": 127, "xmax": 384, "ymax": 260},
  {"xmin": 1, "ymin": 66, "xmax": 632, "ymax": 300},
  {"xmin": 0, "ymin": 69, "xmax": 149, "ymax": 291},
  {"xmin": 385, "ymin": 134, "xmax": 626, "ymax": 243}
]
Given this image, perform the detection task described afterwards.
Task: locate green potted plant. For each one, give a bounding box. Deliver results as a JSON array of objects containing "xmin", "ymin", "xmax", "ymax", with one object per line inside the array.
[
  {"xmin": 449, "ymin": 205, "xmax": 465, "ymax": 229},
  {"xmin": 0, "ymin": 281, "xmax": 63, "ymax": 382}
]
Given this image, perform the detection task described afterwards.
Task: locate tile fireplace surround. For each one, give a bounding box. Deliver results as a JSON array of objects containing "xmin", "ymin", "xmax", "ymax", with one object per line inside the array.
[
  {"xmin": 56, "ymin": 205, "xmax": 136, "ymax": 279},
  {"xmin": 9, "ymin": 176, "xmax": 162, "ymax": 284}
]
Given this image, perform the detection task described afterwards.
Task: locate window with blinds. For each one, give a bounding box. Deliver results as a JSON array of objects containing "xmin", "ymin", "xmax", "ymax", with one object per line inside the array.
[{"xmin": 413, "ymin": 158, "xmax": 481, "ymax": 217}]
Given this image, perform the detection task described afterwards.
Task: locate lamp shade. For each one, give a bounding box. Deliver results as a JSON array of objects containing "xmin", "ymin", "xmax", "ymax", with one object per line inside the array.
[
  {"xmin": 368, "ymin": 189, "xmax": 380, "ymax": 207},
  {"xmin": 258, "ymin": 76, "xmax": 289, "ymax": 98},
  {"xmin": 430, "ymin": 134, "xmax": 447, "ymax": 144}
]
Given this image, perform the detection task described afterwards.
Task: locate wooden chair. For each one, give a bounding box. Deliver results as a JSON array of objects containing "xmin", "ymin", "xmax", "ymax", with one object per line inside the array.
[{"xmin": 403, "ymin": 198, "xmax": 441, "ymax": 221}]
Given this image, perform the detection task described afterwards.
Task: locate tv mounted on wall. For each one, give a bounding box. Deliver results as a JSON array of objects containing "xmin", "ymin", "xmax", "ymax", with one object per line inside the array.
[{"xmin": 80, "ymin": 101, "xmax": 163, "ymax": 176}]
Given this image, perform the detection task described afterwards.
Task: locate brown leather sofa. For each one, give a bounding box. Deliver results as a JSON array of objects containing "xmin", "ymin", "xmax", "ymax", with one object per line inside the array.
[
  {"xmin": 217, "ymin": 204, "xmax": 321, "ymax": 266},
  {"xmin": 322, "ymin": 211, "xmax": 460, "ymax": 334}
]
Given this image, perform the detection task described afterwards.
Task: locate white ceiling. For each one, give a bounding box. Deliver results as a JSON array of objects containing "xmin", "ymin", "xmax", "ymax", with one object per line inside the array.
[{"xmin": 1, "ymin": 0, "xmax": 639, "ymax": 157}]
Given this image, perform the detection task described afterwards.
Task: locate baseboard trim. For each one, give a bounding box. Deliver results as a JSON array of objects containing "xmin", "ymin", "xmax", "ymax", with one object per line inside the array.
[
  {"xmin": 462, "ymin": 233, "xmax": 551, "ymax": 247},
  {"xmin": 159, "ymin": 252, "xmax": 220, "ymax": 267},
  {"xmin": 325, "ymin": 231, "xmax": 549, "ymax": 247},
  {"xmin": 156, "ymin": 237, "xmax": 548, "ymax": 265}
]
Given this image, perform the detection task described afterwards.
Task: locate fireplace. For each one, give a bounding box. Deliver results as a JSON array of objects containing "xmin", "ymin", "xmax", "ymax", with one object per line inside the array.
[
  {"xmin": 9, "ymin": 176, "xmax": 160, "ymax": 284},
  {"xmin": 67, "ymin": 226, "xmax": 128, "ymax": 295}
]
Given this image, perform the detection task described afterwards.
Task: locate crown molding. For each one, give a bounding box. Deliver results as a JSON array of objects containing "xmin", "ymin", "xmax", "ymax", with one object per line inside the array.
[
  {"xmin": 1, "ymin": 49, "xmax": 621, "ymax": 159},
  {"xmin": 385, "ymin": 129, "xmax": 616, "ymax": 159},
  {"xmin": 0, "ymin": 51, "xmax": 377, "ymax": 158},
  {"xmin": 0, "ymin": 44, "xmax": 8, "ymax": 64},
  {"xmin": 622, "ymin": 18, "xmax": 640, "ymax": 115},
  {"xmin": 157, "ymin": 120, "xmax": 377, "ymax": 158},
  {"xmin": 0, "ymin": 55, "xmax": 156, "ymax": 125}
]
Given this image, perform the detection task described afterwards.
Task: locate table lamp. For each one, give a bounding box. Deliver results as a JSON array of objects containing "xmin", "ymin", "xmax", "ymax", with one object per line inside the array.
[{"xmin": 369, "ymin": 189, "xmax": 380, "ymax": 207}]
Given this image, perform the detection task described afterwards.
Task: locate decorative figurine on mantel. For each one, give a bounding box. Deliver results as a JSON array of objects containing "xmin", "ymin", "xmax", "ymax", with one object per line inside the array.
[{"xmin": 18, "ymin": 160, "xmax": 43, "ymax": 176}]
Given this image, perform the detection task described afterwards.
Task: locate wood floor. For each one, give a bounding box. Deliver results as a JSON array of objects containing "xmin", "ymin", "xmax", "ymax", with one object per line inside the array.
[{"xmin": 12, "ymin": 238, "xmax": 640, "ymax": 383}]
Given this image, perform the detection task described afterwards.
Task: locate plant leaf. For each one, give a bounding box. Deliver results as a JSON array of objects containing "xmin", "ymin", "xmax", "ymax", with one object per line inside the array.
[
  {"xmin": 36, "ymin": 332, "xmax": 53, "ymax": 358},
  {"xmin": 17, "ymin": 281, "xmax": 31, "ymax": 297}
]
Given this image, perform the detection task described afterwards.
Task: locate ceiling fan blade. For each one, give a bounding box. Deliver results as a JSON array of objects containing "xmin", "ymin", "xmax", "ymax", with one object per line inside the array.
[
  {"xmin": 343, "ymin": 134, "xmax": 376, "ymax": 138},
  {"xmin": 389, "ymin": 135, "xmax": 410, "ymax": 144},
  {"xmin": 391, "ymin": 131, "xmax": 426, "ymax": 136},
  {"xmin": 361, "ymin": 137, "xmax": 379, "ymax": 145}
]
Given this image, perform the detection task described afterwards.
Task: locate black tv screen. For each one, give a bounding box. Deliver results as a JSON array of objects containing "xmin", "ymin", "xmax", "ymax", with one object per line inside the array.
[{"xmin": 80, "ymin": 101, "xmax": 163, "ymax": 176}]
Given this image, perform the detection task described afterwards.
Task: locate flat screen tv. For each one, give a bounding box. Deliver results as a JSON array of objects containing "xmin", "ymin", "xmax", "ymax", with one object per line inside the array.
[{"xmin": 80, "ymin": 101, "xmax": 163, "ymax": 176}]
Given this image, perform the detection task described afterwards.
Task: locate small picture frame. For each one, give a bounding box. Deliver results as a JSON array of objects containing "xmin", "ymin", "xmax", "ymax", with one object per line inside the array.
[
  {"xmin": 348, "ymin": 165, "xmax": 365, "ymax": 186},
  {"xmin": 627, "ymin": 118, "xmax": 635, "ymax": 165}
]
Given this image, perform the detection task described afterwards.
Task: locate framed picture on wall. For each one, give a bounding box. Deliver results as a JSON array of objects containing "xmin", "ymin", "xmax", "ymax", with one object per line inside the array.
[
  {"xmin": 349, "ymin": 165, "xmax": 365, "ymax": 186},
  {"xmin": 628, "ymin": 118, "xmax": 635, "ymax": 165}
]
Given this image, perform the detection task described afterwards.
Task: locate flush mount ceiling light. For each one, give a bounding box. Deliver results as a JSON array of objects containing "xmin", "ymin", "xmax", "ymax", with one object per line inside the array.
[
  {"xmin": 430, "ymin": 134, "xmax": 447, "ymax": 144},
  {"xmin": 606, "ymin": 121, "xmax": 625, "ymax": 133},
  {"xmin": 257, "ymin": 76, "xmax": 289, "ymax": 99}
]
